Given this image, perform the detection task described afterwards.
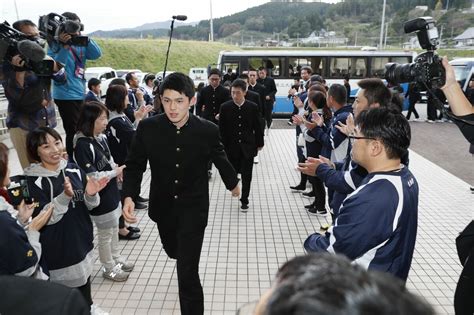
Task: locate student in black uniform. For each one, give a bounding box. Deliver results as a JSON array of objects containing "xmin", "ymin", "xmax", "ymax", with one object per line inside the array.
[
  {"xmin": 73, "ymin": 102, "xmax": 133, "ymax": 282},
  {"xmin": 121, "ymin": 72, "xmax": 240, "ymax": 315},
  {"xmin": 219, "ymin": 79, "xmax": 264, "ymax": 211}
]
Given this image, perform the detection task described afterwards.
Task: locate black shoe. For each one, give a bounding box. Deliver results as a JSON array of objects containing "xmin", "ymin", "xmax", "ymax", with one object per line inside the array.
[
  {"xmin": 290, "ymin": 184, "xmax": 306, "ymax": 191},
  {"xmin": 240, "ymin": 203, "xmax": 249, "ymax": 212},
  {"xmin": 135, "ymin": 201, "xmax": 148, "ymax": 210},
  {"xmin": 127, "ymin": 226, "xmax": 140, "ymax": 233},
  {"xmin": 307, "ymin": 207, "xmax": 327, "ymax": 216},
  {"xmin": 304, "ymin": 203, "xmax": 315, "ymax": 209},
  {"xmin": 302, "ymin": 191, "xmax": 315, "ymax": 198},
  {"xmin": 119, "ymin": 231, "xmax": 141, "ymax": 240},
  {"xmin": 136, "ymin": 196, "xmax": 148, "ymax": 203},
  {"xmin": 208, "ymin": 170, "xmax": 212, "ymax": 180}
]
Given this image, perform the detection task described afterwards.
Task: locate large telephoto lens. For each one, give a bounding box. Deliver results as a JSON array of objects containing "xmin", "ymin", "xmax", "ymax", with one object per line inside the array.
[{"xmin": 385, "ymin": 62, "xmax": 416, "ymax": 85}]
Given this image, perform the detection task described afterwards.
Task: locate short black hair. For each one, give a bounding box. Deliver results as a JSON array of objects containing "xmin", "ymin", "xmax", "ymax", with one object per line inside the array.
[
  {"xmin": 231, "ymin": 79, "xmax": 247, "ymax": 91},
  {"xmin": 265, "ymin": 253, "xmax": 433, "ymax": 315},
  {"xmin": 62, "ymin": 12, "xmax": 81, "ymax": 22},
  {"xmin": 27, "ymin": 127, "xmax": 62, "ymax": 162},
  {"xmin": 356, "ymin": 107, "xmax": 411, "ymax": 160},
  {"xmin": 109, "ymin": 78, "xmax": 127, "ymax": 87},
  {"xmin": 208, "ymin": 68, "xmax": 221, "ymax": 78},
  {"xmin": 159, "ymin": 72, "xmax": 195, "ymax": 100},
  {"xmin": 12, "ymin": 19, "xmax": 36, "ymax": 31},
  {"xmin": 238, "ymin": 73, "xmax": 249, "ymax": 81},
  {"xmin": 76, "ymin": 101, "xmax": 108, "ymax": 137},
  {"xmin": 358, "ymin": 78, "xmax": 392, "ymax": 108},
  {"xmin": 328, "ymin": 83, "xmax": 347, "ymax": 105},
  {"xmin": 307, "ymin": 91, "xmax": 326, "ymax": 110},
  {"xmin": 87, "ymin": 78, "xmax": 101, "ymax": 90},
  {"xmin": 310, "ymin": 74, "xmax": 324, "ymax": 83},
  {"xmin": 144, "ymin": 74, "xmax": 155, "ymax": 84},
  {"xmin": 125, "ymin": 72, "xmax": 137, "ymax": 84},
  {"xmin": 105, "ymin": 85, "xmax": 128, "ymax": 113},
  {"xmin": 301, "ymin": 66, "xmax": 313, "ymax": 74}
]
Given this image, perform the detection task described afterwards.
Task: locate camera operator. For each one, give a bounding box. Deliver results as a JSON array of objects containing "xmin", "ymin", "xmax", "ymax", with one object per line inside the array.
[
  {"xmin": 0, "ymin": 19, "xmax": 65, "ymax": 169},
  {"xmin": 47, "ymin": 12, "xmax": 102, "ymax": 158},
  {"xmin": 439, "ymin": 57, "xmax": 474, "ymax": 315}
]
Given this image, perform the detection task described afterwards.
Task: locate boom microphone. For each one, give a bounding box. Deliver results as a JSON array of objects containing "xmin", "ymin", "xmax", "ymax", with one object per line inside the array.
[
  {"xmin": 172, "ymin": 15, "xmax": 187, "ymax": 21},
  {"xmin": 17, "ymin": 40, "xmax": 46, "ymax": 62}
]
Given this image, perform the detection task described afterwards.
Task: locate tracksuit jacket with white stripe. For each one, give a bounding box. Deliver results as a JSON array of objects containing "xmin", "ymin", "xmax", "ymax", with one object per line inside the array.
[{"xmin": 304, "ymin": 166, "xmax": 419, "ymax": 281}]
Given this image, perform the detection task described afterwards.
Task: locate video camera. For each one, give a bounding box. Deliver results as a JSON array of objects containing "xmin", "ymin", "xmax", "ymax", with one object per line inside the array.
[
  {"xmin": 38, "ymin": 13, "xmax": 88, "ymax": 46},
  {"xmin": 385, "ymin": 17, "xmax": 445, "ymax": 91},
  {"xmin": 0, "ymin": 21, "xmax": 55, "ymax": 76}
]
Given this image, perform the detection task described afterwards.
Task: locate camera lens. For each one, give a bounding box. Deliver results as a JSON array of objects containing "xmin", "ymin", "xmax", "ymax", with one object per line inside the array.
[{"xmin": 384, "ymin": 62, "xmax": 416, "ymax": 85}]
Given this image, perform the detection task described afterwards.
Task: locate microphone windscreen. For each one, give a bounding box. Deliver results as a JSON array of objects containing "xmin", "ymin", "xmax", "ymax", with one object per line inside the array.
[
  {"xmin": 172, "ymin": 15, "xmax": 188, "ymax": 21},
  {"xmin": 17, "ymin": 40, "xmax": 46, "ymax": 62}
]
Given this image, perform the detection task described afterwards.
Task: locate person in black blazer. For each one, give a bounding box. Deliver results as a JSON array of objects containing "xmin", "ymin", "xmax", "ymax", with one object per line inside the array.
[
  {"xmin": 257, "ymin": 67, "xmax": 277, "ymax": 130},
  {"xmin": 219, "ymin": 79, "xmax": 264, "ymax": 211},
  {"xmin": 195, "ymin": 68, "xmax": 231, "ymax": 124},
  {"xmin": 122, "ymin": 73, "xmax": 240, "ymax": 315}
]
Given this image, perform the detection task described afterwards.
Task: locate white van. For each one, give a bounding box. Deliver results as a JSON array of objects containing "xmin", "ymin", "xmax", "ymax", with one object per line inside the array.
[
  {"xmin": 189, "ymin": 68, "xmax": 208, "ymax": 88},
  {"xmin": 84, "ymin": 67, "xmax": 118, "ymax": 97},
  {"xmin": 449, "ymin": 58, "xmax": 474, "ymax": 93}
]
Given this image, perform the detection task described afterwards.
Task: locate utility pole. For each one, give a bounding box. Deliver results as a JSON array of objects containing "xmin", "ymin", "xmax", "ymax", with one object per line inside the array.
[
  {"xmin": 354, "ymin": 31, "xmax": 358, "ymax": 47},
  {"xmin": 209, "ymin": 0, "xmax": 214, "ymax": 42},
  {"xmin": 384, "ymin": 20, "xmax": 389, "ymax": 48},
  {"xmin": 13, "ymin": 0, "xmax": 20, "ymax": 20},
  {"xmin": 446, "ymin": 0, "xmax": 450, "ymax": 10},
  {"xmin": 379, "ymin": 0, "xmax": 386, "ymax": 49}
]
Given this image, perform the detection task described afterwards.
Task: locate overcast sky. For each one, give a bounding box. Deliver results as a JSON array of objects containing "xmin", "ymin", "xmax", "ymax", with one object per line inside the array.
[
  {"xmin": 1, "ymin": 0, "xmax": 339, "ymax": 33},
  {"xmin": 0, "ymin": 0, "xmax": 270, "ymax": 33}
]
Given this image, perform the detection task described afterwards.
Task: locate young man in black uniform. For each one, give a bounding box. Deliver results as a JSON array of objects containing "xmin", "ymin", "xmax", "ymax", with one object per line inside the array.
[
  {"xmin": 122, "ymin": 73, "xmax": 240, "ymax": 315},
  {"xmin": 195, "ymin": 68, "xmax": 230, "ymax": 124},
  {"xmin": 257, "ymin": 67, "xmax": 277, "ymax": 133},
  {"xmin": 219, "ymin": 79, "xmax": 264, "ymax": 211}
]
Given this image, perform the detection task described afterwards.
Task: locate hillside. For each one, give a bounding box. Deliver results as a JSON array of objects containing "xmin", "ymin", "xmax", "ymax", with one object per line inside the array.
[{"xmin": 86, "ymin": 39, "xmax": 239, "ymax": 73}]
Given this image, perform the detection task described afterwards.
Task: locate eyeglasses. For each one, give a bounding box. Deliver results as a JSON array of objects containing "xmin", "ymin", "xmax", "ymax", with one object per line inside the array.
[{"xmin": 348, "ymin": 134, "xmax": 376, "ymax": 145}]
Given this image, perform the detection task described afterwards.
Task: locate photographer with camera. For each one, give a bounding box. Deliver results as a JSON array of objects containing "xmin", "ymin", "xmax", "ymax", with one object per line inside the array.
[
  {"xmin": 0, "ymin": 19, "xmax": 66, "ymax": 169},
  {"xmin": 46, "ymin": 12, "xmax": 102, "ymax": 158}
]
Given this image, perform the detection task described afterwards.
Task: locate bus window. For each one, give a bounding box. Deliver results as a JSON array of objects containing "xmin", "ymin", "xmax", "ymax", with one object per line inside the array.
[
  {"xmin": 329, "ymin": 57, "xmax": 366, "ymax": 79},
  {"xmin": 222, "ymin": 63, "xmax": 240, "ymax": 77},
  {"xmin": 288, "ymin": 57, "xmax": 325, "ymax": 78},
  {"xmin": 249, "ymin": 57, "xmax": 284, "ymax": 78},
  {"xmin": 371, "ymin": 57, "xmax": 389, "ymax": 78}
]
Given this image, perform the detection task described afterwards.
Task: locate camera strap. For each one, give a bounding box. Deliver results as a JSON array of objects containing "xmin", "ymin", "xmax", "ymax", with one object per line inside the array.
[{"xmin": 69, "ymin": 47, "xmax": 84, "ymax": 79}]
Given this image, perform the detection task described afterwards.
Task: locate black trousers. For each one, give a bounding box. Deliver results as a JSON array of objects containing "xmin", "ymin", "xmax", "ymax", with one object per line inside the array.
[
  {"xmin": 228, "ymin": 151, "xmax": 254, "ymax": 204},
  {"xmin": 158, "ymin": 222, "xmax": 206, "ymax": 315},
  {"xmin": 309, "ymin": 175, "xmax": 326, "ymax": 210},
  {"xmin": 55, "ymin": 99, "xmax": 84, "ymax": 158},
  {"xmin": 455, "ymin": 247, "xmax": 474, "ymax": 315},
  {"xmin": 406, "ymin": 98, "xmax": 420, "ymax": 120},
  {"xmin": 76, "ymin": 277, "xmax": 93, "ymax": 306},
  {"xmin": 427, "ymin": 98, "xmax": 438, "ymax": 121},
  {"xmin": 264, "ymin": 102, "xmax": 273, "ymax": 128}
]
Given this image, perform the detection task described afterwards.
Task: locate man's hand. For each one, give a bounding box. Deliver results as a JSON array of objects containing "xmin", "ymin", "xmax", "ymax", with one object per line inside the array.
[
  {"xmin": 231, "ymin": 184, "xmax": 240, "ymax": 197},
  {"xmin": 115, "ymin": 165, "xmax": 126, "ymax": 182},
  {"xmin": 297, "ymin": 157, "xmax": 324, "ymax": 176},
  {"xmin": 293, "ymin": 95, "xmax": 304, "ymax": 108},
  {"xmin": 288, "ymin": 88, "xmax": 297, "ymax": 96},
  {"xmin": 58, "ymin": 32, "xmax": 71, "ymax": 47},
  {"xmin": 265, "ymin": 95, "xmax": 270, "ymax": 101},
  {"xmin": 122, "ymin": 197, "xmax": 137, "ymax": 223},
  {"xmin": 440, "ymin": 56, "xmax": 457, "ymax": 91},
  {"xmin": 10, "ymin": 55, "xmax": 25, "ymax": 68},
  {"xmin": 335, "ymin": 113, "xmax": 355, "ymax": 136},
  {"xmin": 28, "ymin": 205, "xmax": 53, "ymax": 231},
  {"xmin": 135, "ymin": 89, "xmax": 144, "ymax": 102}
]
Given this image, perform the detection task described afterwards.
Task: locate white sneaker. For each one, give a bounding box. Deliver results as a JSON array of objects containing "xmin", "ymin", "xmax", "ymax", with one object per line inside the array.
[
  {"xmin": 254, "ymin": 156, "xmax": 259, "ymax": 164},
  {"xmin": 102, "ymin": 263, "xmax": 130, "ymax": 282},
  {"xmin": 116, "ymin": 260, "xmax": 135, "ymax": 272},
  {"xmin": 91, "ymin": 304, "xmax": 109, "ymax": 315}
]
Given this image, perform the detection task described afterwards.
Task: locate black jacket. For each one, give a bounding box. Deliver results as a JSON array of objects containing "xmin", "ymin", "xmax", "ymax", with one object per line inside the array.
[
  {"xmin": 218, "ymin": 100, "xmax": 264, "ymax": 159},
  {"xmin": 257, "ymin": 77, "xmax": 277, "ymax": 104},
  {"xmin": 248, "ymin": 82, "xmax": 266, "ymax": 111},
  {"xmin": 246, "ymin": 90, "xmax": 264, "ymax": 116},
  {"xmin": 195, "ymin": 85, "xmax": 230, "ymax": 123},
  {"xmin": 122, "ymin": 113, "xmax": 238, "ymax": 227}
]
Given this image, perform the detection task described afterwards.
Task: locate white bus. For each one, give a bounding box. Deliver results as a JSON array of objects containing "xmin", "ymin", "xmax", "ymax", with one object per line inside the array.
[{"xmin": 217, "ymin": 50, "xmax": 415, "ymax": 115}]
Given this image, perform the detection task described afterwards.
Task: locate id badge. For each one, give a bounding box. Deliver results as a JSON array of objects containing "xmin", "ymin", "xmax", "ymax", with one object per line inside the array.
[{"xmin": 75, "ymin": 65, "xmax": 85, "ymax": 79}]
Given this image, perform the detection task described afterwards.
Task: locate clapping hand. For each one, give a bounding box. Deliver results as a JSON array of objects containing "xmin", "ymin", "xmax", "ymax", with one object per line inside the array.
[
  {"xmin": 335, "ymin": 113, "xmax": 355, "ymax": 136},
  {"xmin": 17, "ymin": 200, "xmax": 36, "ymax": 225},
  {"xmin": 64, "ymin": 176, "xmax": 74, "ymax": 198},
  {"xmin": 85, "ymin": 175, "xmax": 109, "ymax": 196},
  {"xmin": 311, "ymin": 112, "xmax": 324, "ymax": 127},
  {"xmin": 28, "ymin": 205, "xmax": 53, "ymax": 232}
]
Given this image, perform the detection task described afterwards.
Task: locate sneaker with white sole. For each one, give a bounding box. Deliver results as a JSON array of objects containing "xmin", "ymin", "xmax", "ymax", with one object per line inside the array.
[
  {"xmin": 254, "ymin": 156, "xmax": 259, "ymax": 164},
  {"xmin": 116, "ymin": 260, "xmax": 135, "ymax": 272},
  {"xmin": 91, "ymin": 304, "xmax": 109, "ymax": 315},
  {"xmin": 102, "ymin": 263, "xmax": 130, "ymax": 282}
]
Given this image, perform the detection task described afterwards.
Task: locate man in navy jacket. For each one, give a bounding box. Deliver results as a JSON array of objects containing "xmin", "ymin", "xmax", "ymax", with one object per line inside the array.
[{"xmin": 302, "ymin": 108, "xmax": 418, "ymax": 282}]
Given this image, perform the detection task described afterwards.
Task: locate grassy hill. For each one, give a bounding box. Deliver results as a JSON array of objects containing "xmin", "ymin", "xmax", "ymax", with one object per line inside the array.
[{"xmin": 87, "ymin": 38, "xmax": 240, "ymax": 73}]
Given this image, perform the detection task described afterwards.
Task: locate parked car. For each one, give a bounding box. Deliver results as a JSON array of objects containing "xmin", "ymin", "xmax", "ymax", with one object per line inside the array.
[
  {"xmin": 189, "ymin": 67, "xmax": 208, "ymax": 88},
  {"xmin": 84, "ymin": 67, "xmax": 118, "ymax": 97},
  {"xmin": 450, "ymin": 58, "xmax": 474, "ymax": 93},
  {"xmin": 155, "ymin": 71, "xmax": 174, "ymax": 82},
  {"xmin": 116, "ymin": 69, "xmax": 143, "ymax": 78}
]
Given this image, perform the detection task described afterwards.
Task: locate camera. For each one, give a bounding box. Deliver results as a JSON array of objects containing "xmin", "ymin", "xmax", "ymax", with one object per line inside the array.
[
  {"xmin": 7, "ymin": 176, "xmax": 33, "ymax": 206},
  {"xmin": 0, "ymin": 21, "xmax": 55, "ymax": 76},
  {"xmin": 38, "ymin": 13, "xmax": 88, "ymax": 47},
  {"xmin": 385, "ymin": 17, "xmax": 445, "ymax": 91}
]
